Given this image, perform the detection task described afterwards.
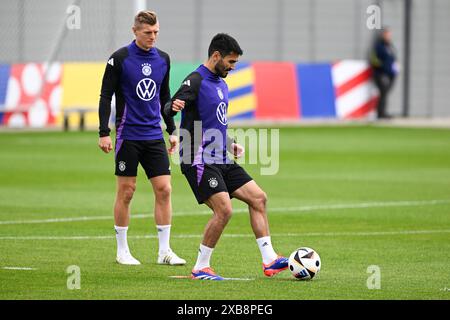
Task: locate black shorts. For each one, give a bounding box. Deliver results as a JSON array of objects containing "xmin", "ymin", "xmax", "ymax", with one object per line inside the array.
[
  {"xmin": 182, "ymin": 163, "xmax": 253, "ymax": 204},
  {"xmin": 115, "ymin": 139, "xmax": 170, "ymax": 179}
]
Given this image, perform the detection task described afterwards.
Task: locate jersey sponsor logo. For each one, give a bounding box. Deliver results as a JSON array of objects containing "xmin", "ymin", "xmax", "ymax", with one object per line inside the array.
[
  {"xmin": 208, "ymin": 177, "xmax": 218, "ymax": 188},
  {"xmin": 136, "ymin": 78, "xmax": 157, "ymax": 101},
  {"xmin": 217, "ymin": 87, "xmax": 224, "ymax": 100},
  {"xmin": 141, "ymin": 63, "xmax": 152, "ymax": 76},
  {"xmin": 107, "ymin": 58, "xmax": 114, "ymax": 66},
  {"xmin": 118, "ymin": 161, "xmax": 126, "ymax": 172},
  {"xmin": 216, "ymin": 102, "xmax": 228, "ymax": 125}
]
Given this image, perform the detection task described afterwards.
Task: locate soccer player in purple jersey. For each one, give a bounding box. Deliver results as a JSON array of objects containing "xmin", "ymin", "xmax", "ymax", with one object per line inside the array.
[
  {"xmin": 98, "ymin": 11, "xmax": 185, "ymax": 266},
  {"xmin": 165, "ymin": 34, "xmax": 288, "ymax": 280}
]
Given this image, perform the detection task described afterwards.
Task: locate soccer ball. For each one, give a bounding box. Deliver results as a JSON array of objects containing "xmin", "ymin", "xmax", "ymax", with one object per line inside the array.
[{"xmin": 288, "ymin": 247, "xmax": 321, "ymax": 280}]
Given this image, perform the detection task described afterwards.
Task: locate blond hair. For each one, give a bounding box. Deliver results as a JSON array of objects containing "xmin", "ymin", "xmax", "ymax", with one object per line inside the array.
[{"xmin": 134, "ymin": 11, "xmax": 158, "ymax": 29}]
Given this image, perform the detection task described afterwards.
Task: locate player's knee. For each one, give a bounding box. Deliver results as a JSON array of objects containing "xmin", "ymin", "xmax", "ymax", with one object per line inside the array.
[
  {"xmin": 252, "ymin": 191, "xmax": 267, "ymax": 212},
  {"xmin": 216, "ymin": 205, "xmax": 233, "ymax": 223},
  {"xmin": 154, "ymin": 183, "xmax": 171, "ymax": 199},
  {"xmin": 119, "ymin": 183, "xmax": 136, "ymax": 203}
]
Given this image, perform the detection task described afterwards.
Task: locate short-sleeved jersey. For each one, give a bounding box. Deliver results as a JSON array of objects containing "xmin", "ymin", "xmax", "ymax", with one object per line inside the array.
[
  {"xmin": 98, "ymin": 40, "xmax": 175, "ymax": 140},
  {"xmin": 169, "ymin": 65, "xmax": 234, "ymax": 172}
]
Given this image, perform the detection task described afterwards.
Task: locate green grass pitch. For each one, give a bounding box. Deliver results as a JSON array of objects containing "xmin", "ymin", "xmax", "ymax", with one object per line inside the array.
[{"xmin": 0, "ymin": 125, "xmax": 449, "ymax": 299}]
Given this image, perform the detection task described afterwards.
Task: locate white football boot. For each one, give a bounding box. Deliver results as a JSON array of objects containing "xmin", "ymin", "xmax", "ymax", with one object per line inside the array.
[
  {"xmin": 157, "ymin": 248, "xmax": 186, "ymax": 265},
  {"xmin": 116, "ymin": 250, "xmax": 141, "ymax": 265}
]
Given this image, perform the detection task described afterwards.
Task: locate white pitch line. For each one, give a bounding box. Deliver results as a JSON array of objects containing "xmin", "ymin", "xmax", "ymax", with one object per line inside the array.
[
  {"xmin": 0, "ymin": 199, "xmax": 449, "ymax": 226},
  {"xmin": 2, "ymin": 267, "xmax": 37, "ymax": 270},
  {"xmin": 169, "ymin": 275, "xmax": 254, "ymax": 281},
  {"xmin": 0, "ymin": 213, "xmax": 153, "ymax": 225},
  {"xmin": 0, "ymin": 229, "xmax": 449, "ymax": 241}
]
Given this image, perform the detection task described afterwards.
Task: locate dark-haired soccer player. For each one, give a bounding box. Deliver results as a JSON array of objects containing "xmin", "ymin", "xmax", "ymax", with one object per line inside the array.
[
  {"xmin": 98, "ymin": 10, "xmax": 185, "ymax": 266},
  {"xmin": 165, "ymin": 33, "xmax": 288, "ymax": 280}
]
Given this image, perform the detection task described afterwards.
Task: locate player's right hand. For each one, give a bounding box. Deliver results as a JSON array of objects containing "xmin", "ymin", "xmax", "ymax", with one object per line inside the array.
[
  {"xmin": 98, "ymin": 136, "xmax": 113, "ymax": 153},
  {"xmin": 172, "ymin": 99, "xmax": 185, "ymax": 112}
]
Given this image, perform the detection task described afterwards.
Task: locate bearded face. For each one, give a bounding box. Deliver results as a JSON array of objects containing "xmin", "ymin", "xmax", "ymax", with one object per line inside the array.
[
  {"xmin": 213, "ymin": 52, "xmax": 240, "ymax": 78},
  {"xmin": 214, "ymin": 57, "xmax": 230, "ymax": 78}
]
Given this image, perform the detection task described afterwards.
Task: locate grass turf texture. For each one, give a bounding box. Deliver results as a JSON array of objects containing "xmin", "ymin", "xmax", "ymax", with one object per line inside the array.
[{"xmin": 0, "ymin": 125, "xmax": 449, "ymax": 299}]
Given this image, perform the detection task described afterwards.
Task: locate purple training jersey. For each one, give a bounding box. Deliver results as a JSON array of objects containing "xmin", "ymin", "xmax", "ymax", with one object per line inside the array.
[
  {"xmin": 168, "ymin": 65, "xmax": 234, "ymax": 172},
  {"xmin": 98, "ymin": 40, "xmax": 175, "ymax": 140}
]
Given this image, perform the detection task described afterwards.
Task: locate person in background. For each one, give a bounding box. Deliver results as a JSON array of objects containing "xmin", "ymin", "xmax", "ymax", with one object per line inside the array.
[{"xmin": 370, "ymin": 27, "xmax": 399, "ymax": 119}]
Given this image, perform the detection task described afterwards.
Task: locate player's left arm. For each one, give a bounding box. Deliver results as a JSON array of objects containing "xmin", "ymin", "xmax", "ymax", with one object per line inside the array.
[
  {"xmin": 159, "ymin": 53, "xmax": 176, "ymax": 136},
  {"xmin": 159, "ymin": 52, "xmax": 177, "ymax": 154}
]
